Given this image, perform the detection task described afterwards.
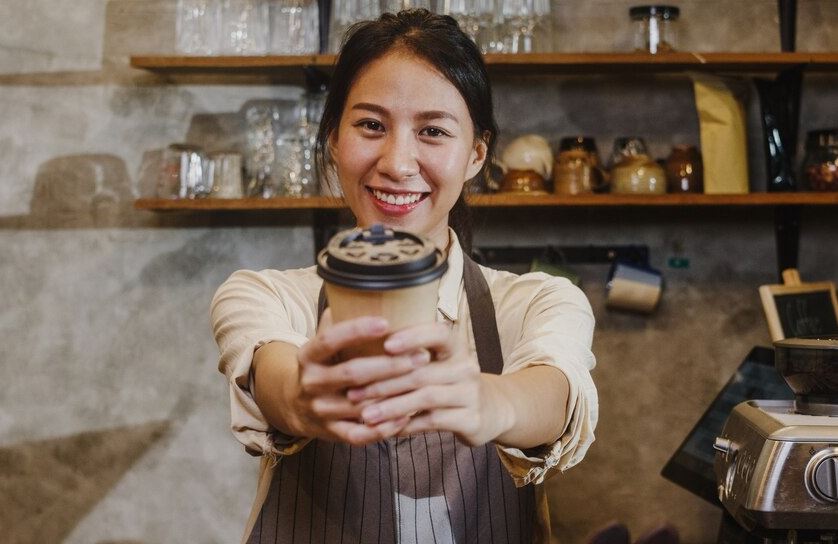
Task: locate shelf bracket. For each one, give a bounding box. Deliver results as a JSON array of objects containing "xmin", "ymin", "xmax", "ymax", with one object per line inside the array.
[
  {"xmin": 775, "ymin": 205, "xmax": 801, "ymax": 281},
  {"xmin": 312, "ymin": 209, "xmax": 341, "ymax": 260}
]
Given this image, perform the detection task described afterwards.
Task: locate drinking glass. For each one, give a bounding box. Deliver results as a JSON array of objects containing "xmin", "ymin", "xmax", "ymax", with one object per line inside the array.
[
  {"xmin": 207, "ymin": 152, "xmax": 244, "ymax": 198},
  {"xmin": 268, "ymin": 0, "xmax": 319, "ymax": 54},
  {"xmin": 500, "ymin": 0, "xmax": 549, "ymax": 53},
  {"xmin": 176, "ymin": 0, "xmax": 221, "ymax": 54},
  {"xmin": 329, "ymin": 0, "xmax": 381, "ymax": 52},
  {"xmin": 244, "ymin": 102, "xmax": 281, "ymax": 197},
  {"xmin": 158, "ymin": 144, "xmax": 208, "ymax": 199},
  {"xmin": 381, "ymin": 0, "xmax": 431, "ymax": 13},
  {"xmin": 275, "ymin": 134, "xmax": 318, "ymax": 196},
  {"xmin": 220, "ymin": 0, "xmax": 269, "ymax": 54},
  {"xmin": 439, "ymin": 0, "xmax": 493, "ymax": 47}
]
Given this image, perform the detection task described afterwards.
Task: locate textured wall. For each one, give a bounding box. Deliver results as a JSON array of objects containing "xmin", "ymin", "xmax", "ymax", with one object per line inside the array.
[{"xmin": 1, "ymin": 1, "xmax": 836, "ymax": 543}]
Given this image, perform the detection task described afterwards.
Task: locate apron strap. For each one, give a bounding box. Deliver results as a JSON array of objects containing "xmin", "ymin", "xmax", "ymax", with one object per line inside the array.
[
  {"xmin": 461, "ymin": 254, "xmax": 504, "ymax": 375},
  {"xmin": 317, "ymin": 253, "xmax": 504, "ymax": 375}
]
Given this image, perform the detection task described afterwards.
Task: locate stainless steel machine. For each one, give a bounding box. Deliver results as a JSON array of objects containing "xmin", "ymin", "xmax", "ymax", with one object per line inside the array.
[{"xmin": 714, "ymin": 336, "xmax": 838, "ymax": 543}]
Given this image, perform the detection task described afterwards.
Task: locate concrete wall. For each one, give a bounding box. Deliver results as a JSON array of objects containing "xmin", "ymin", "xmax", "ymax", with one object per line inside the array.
[{"xmin": 1, "ymin": 1, "xmax": 836, "ymax": 543}]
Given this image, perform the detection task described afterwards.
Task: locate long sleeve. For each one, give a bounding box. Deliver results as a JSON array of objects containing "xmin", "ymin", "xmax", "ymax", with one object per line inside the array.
[{"xmin": 210, "ymin": 267, "xmax": 321, "ymax": 457}]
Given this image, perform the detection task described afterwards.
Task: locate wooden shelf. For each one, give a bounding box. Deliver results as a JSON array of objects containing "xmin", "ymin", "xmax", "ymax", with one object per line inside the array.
[
  {"xmin": 134, "ymin": 192, "xmax": 838, "ymax": 211},
  {"xmin": 130, "ymin": 52, "xmax": 838, "ymax": 74}
]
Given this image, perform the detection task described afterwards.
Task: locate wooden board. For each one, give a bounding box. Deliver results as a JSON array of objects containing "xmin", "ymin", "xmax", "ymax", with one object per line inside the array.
[{"xmin": 759, "ymin": 269, "xmax": 838, "ymax": 341}]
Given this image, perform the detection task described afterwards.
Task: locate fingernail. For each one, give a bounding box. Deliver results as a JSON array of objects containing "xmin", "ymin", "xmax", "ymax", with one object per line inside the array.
[
  {"xmin": 411, "ymin": 350, "xmax": 430, "ymax": 367},
  {"xmin": 347, "ymin": 388, "xmax": 365, "ymax": 402},
  {"xmin": 362, "ymin": 406, "xmax": 382, "ymax": 424},
  {"xmin": 369, "ymin": 318, "xmax": 388, "ymax": 332},
  {"xmin": 384, "ymin": 337, "xmax": 403, "ymax": 351}
]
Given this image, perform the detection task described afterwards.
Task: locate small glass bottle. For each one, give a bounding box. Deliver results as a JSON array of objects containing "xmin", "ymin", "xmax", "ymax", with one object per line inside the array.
[
  {"xmin": 665, "ymin": 145, "xmax": 703, "ymax": 193},
  {"xmin": 629, "ymin": 5, "xmax": 679, "ymax": 54},
  {"xmin": 801, "ymin": 129, "xmax": 838, "ymax": 192}
]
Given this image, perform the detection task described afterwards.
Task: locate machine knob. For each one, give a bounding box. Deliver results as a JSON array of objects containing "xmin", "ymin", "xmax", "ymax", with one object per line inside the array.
[
  {"xmin": 713, "ymin": 437, "xmax": 737, "ymax": 460},
  {"xmin": 806, "ymin": 449, "xmax": 838, "ymax": 503},
  {"xmin": 813, "ymin": 456, "xmax": 838, "ymax": 502}
]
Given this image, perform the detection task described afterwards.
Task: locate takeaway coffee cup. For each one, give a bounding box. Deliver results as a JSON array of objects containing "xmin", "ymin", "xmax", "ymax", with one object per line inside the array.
[{"xmin": 316, "ymin": 224, "xmax": 448, "ymax": 359}]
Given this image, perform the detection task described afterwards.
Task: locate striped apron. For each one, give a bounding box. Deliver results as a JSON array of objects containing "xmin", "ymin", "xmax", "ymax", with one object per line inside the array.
[{"xmin": 246, "ymin": 255, "xmax": 537, "ymax": 544}]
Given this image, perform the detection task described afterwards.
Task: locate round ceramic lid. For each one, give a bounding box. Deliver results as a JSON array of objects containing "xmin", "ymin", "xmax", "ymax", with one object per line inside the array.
[{"xmin": 316, "ymin": 224, "xmax": 447, "ymax": 290}]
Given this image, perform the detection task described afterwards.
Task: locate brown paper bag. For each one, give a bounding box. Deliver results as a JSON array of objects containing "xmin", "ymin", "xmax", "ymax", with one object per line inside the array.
[{"xmin": 691, "ymin": 74, "xmax": 750, "ymax": 194}]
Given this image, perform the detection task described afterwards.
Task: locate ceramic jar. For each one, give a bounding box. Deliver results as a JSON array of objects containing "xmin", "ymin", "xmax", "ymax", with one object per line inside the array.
[
  {"xmin": 665, "ymin": 145, "xmax": 703, "ymax": 193},
  {"xmin": 553, "ymin": 136, "xmax": 605, "ymax": 194}
]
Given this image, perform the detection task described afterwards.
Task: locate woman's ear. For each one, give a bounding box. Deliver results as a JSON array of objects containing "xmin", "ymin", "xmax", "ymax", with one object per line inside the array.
[{"xmin": 465, "ymin": 132, "xmax": 490, "ymax": 180}]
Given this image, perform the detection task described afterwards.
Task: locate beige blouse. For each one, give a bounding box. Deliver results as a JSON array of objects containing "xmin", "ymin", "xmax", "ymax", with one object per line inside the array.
[{"xmin": 211, "ymin": 229, "xmax": 598, "ymax": 540}]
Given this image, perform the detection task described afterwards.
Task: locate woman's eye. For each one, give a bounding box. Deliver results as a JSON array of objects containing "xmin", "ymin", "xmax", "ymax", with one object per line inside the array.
[
  {"xmin": 358, "ymin": 120, "xmax": 384, "ymax": 132},
  {"xmin": 420, "ymin": 127, "xmax": 449, "ymax": 138}
]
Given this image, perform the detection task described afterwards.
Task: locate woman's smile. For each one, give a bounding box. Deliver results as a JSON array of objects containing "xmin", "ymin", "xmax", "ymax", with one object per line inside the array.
[{"xmin": 366, "ymin": 187, "xmax": 431, "ymax": 215}]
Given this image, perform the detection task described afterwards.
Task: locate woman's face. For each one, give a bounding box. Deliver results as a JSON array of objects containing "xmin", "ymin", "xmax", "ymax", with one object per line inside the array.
[{"xmin": 331, "ymin": 50, "xmax": 487, "ymax": 249}]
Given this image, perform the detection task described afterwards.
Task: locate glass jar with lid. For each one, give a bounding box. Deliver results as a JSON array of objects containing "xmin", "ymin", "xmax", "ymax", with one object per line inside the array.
[
  {"xmin": 629, "ymin": 5, "xmax": 679, "ymax": 54},
  {"xmin": 801, "ymin": 129, "xmax": 838, "ymax": 192}
]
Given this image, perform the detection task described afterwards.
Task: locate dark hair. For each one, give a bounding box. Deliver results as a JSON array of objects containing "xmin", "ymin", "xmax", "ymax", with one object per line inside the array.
[{"xmin": 315, "ymin": 9, "xmax": 497, "ymax": 254}]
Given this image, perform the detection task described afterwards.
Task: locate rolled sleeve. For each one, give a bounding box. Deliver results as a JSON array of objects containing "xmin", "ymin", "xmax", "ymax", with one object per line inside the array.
[
  {"xmin": 493, "ymin": 273, "xmax": 598, "ymax": 486},
  {"xmin": 210, "ymin": 268, "xmax": 319, "ymax": 458}
]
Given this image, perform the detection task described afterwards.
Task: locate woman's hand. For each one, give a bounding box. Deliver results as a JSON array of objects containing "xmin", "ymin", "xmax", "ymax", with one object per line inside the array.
[
  {"xmin": 289, "ymin": 309, "xmax": 431, "ymax": 445},
  {"xmin": 346, "ymin": 322, "xmax": 515, "ymax": 447}
]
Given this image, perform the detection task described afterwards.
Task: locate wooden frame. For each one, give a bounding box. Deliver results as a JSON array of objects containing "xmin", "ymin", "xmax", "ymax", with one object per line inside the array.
[{"xmin": 759, "ymin": 270, "xmax": 838, "ymax": 341}]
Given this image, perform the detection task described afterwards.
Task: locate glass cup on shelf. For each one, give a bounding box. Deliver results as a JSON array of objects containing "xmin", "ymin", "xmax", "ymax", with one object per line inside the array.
[
  {"xmin": 439, "ymin": 0, "xmax": 494, "ymax": 48},
  {"xmin": 268, "ymin": 0, "xmax": 320, "ymax": 54},
  {"xmin": 329, "ymin": 0, "xmax": 381, "ymax": 53},
  {"xmin": 274, "ymin": 134, "xmax": 318, "ymax": 197},
  {"xmin": 176, "ymin": 0, "xmax": 222, "ymax": 54},
  {"xmin": 207, "ymin": 152, "xmax": 244, "ymax": 198},
  {"xmin": 219, "ymin": 0, "xmax": 269, "ymax": 54},
  {"xmin": 500, "ymin": 0, "xmax": 550, "ymax": 53},
  {"xmin": 244, "ymin": 102, "xmax": 281, "ymax": 197},
  {"xmin": 158, "ymin": 144, "xmax": 209, "ymax": 199}
]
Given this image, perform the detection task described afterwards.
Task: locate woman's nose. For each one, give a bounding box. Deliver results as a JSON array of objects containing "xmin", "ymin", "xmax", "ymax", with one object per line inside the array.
[{"xmin": 377, "ymin": 134, "xmax": 420, "ymax": 181}]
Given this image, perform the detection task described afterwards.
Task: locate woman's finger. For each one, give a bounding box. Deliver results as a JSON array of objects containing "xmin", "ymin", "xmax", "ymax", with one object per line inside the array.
[
  {"xmin": 360, "ymin": 384, "xmax": 471, "ymax": 425},
  {"xmin": 299, "ymin": 315, "xmax": 389, "ymax": 365},
  {"xmin": 301, "ymin": 350, "xmax": 430, "ymax": 395},
  {"xmin": 397, "ymin": 408, "xmax": 479, "ymax": 441},
  {"xmin": 308, "ymin": 394, "xmax": 364, "ymax": 420},
  {"xmin": 326, "ymin": 416, "xmax": 410, "ymax": 446},
  {"xmin": 347, "ymin": 355, "xmax": 478, "ymax": 402},
  {"xmin": 383, "ymin": 322, "xmax": 455, "ymax": 358}
]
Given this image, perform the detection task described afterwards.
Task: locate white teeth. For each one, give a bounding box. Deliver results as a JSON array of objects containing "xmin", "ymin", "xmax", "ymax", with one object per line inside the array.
[{"xmin": 371, "ymin": 189, "xmax": 422, "ymax": 206}]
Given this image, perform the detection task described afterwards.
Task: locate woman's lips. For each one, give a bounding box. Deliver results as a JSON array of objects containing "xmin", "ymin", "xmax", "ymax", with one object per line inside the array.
[{"xmin": 366, "ymin": 187, "xmax": 429, "ymax": 216}]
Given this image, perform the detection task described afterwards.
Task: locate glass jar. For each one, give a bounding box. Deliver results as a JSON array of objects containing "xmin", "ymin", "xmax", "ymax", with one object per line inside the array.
[
  {"xmin": 268, "ymin": 0, "xmax": 319, "ymax": 54},
  {"xmin": 553, "ymin": 136, "xmax": 605, "ymax": 194},
  {"xmin": 610, "ymin": 137, "xmax": 666, "ymax": 194},
  {"xmin": 665, "ymin": 145, "xmax": 703, "ymax": 193},
  {"xmin": 801, "ymin": 129, "xmax": 838, "ymax": 192},
  {"xmin": 176, "ymin": 0, "xmax": 221, "ymax": 54},
  {"xmin": 629, "ymin": 5, "xmax": 679, "ymax": 54}
]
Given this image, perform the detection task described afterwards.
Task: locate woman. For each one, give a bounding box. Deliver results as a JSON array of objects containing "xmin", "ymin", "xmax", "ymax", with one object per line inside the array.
[{"xmin": 211, "ymin": 10, "xmax": 597, "ymax": 544}]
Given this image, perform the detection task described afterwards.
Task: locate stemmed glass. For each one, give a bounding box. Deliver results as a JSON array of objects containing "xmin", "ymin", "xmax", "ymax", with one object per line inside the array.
[
  {"xmin": 329, "ymin": 0, "xmax": 381, "ymax": 52},
  {"xmin": 439, "ymin": 0, "xmax": 493, "ymax": 47},
  {"xmin": 500, "ymin": 0, "xmax": 549, "ymax": 53}
]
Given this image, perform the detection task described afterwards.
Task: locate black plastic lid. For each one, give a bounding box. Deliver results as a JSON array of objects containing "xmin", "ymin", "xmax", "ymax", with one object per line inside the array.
[
  {"xmin": 559, "ymin": 136, "xmax": 598, "ymax": 153},
  {"xmin": 629, "ymin": 5, "xmax": 680, "ymax": 20},
  {"xmin": 316, "ymin": 224, "xmax": 448, "ymax": 290}
]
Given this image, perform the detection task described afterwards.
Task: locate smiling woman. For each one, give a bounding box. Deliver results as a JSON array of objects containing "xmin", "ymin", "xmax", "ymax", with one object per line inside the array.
[{"xmin": 211, "ymin": 9, "xmax": 598, "ymax": 544}]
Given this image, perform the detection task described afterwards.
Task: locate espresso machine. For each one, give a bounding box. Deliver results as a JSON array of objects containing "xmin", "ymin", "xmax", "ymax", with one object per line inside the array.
[{"xmin": 714, "ymin": 336, "xmax": 838, "ymax": 543}]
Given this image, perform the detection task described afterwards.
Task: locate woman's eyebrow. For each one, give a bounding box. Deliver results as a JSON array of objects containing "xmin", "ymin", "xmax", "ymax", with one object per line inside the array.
[
  {"xmin": 416, "ymin": 110, "xmax": 458, "ymax": 124},
  {"xmin": 350, "ymin": 102, "xmax": 388, "ymax": 116}
]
